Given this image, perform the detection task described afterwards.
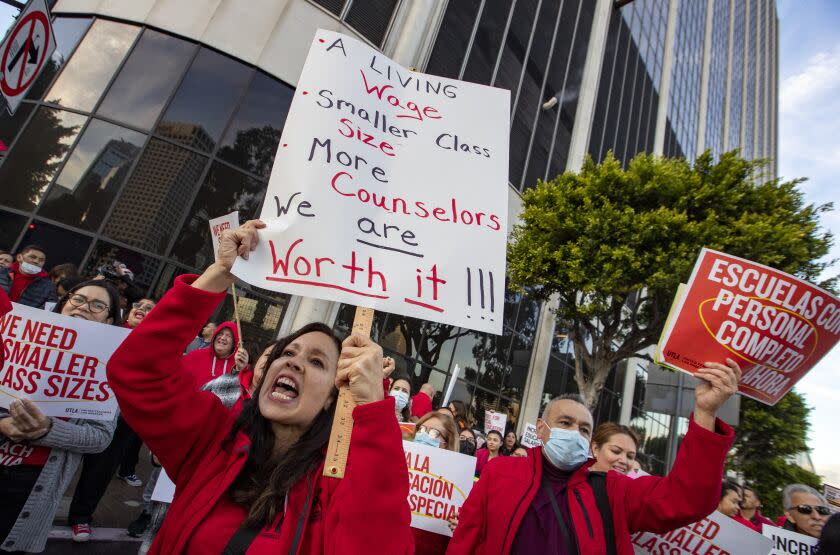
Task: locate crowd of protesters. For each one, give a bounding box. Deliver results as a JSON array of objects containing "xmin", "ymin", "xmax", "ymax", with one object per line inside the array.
[{"xmin": 1, "ymin": 233, "xmax": 839, "ymax": 554}]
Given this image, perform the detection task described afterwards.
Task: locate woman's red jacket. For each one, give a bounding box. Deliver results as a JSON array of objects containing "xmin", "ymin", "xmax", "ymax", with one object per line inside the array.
[{"xmin": 106, "ymin": 275, "xmax": 413, "ymax": 554}]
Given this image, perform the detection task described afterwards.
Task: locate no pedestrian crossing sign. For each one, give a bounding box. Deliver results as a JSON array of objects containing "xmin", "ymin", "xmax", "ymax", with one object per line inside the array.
[{"xmin": 0, "ymin": 0, "xmax": 55, "ymax": 114}]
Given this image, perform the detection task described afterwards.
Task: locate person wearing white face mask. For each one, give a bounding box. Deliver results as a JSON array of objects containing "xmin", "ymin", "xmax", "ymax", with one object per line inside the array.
[
  {"xmin": 0, "ymin": 244, "xmax": 58, "ymax": 309},
  {"xmin": 389, "ymin": 375, "xmax": 412, "ymax": 423},
  {"xmin": 449, "ymin": 359, "xmax": 741, "ymax": 554}
]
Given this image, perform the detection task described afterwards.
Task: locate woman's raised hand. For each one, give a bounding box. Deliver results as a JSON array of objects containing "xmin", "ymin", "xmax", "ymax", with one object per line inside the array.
[
  {"xmin": 336, "ymin": 333, "xmax": 386, "ymax": 406},
  {"xmin": 194, "ymin": 219, "xmax": 265, "ymax": 293}
]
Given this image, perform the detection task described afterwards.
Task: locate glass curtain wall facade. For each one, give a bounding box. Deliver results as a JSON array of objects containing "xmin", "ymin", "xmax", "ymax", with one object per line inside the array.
[{"xmin": 0, "ymin": 16, "xmax": 295, "ymax": 346}]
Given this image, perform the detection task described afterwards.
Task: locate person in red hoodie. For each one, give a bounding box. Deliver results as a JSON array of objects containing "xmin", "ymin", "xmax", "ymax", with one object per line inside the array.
[
  {"xmin": 447, "ymin": 359, "xmax": 740, "ymax": 555},
  {"xmin": 733, "ymin": 485, "xmax": 776, "ymax": 532},
  {"xmin": 0, "ymin": 245, "xmax": 58, "ymax": 308},
  {"xmin": 106, "ymin": 219, "xmax": 413, "ymax": 554},
  {"xmin": 181, "ymin": 321, "xmax": 249, "ymax": 387}
]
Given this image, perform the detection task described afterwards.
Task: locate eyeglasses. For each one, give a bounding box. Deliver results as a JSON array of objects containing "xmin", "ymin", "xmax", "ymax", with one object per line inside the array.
[
  {"xmin": 418, "ymin": 425, "xmax": 448, "ymax": 444},
  {"xmin": 459, "ymin": 436, "xmax": 475, "ymax": 445},
  {"xmin": 132, "ymin": 302, "xmax": 155, "ymax": 312},
  {"xmin": 67, "ymin": 294, "xmax": 109, "ymax": 314},
  {"xmin": 789, "ymin": 504, "xmax": 832, "ymax": 517}
]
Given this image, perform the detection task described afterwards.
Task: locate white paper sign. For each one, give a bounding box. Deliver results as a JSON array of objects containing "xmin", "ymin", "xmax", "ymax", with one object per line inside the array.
[
  {"xmin": 208, "ymin": 211, "xmax": 240, "ymax": 262},
  {"xmin": 151, "ymin": 469, "xmax": 175, "ymax": 503},
  {"xmin": 404, "ymin": 440, "xmax": 475, "ymax": 537},
  {"xmin": 762, "ymin": 524, "xmax": 818, "ymax": 554},
  {"xmin": 0, "ymin": 303, "xmax": 129, "ymax": 420},
  {"xmin": 484, "ymin": 410, "xmax": 506, "ymax": 434},
  {"xmin": 232, "ymin": 30, "xmax": 509, "ymax": 334},
  {"xmin": 519, "ymin": 422, "xmax": 540, "ymax": 448},
  {"xmin": 632, "ymin": 511, "xmax": 772, "ymax": 555}
]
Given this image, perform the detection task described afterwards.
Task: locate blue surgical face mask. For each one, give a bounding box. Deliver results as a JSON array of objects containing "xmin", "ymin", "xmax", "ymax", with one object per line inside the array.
[
  {"xmin": 390, "ymin": 390, "xmax": 409, "ymax": 410},
  {"xmin": 541, "ymin": 427, "xmax": 590, "ymax": 471},
  {"xmin": 414, "ymin": 431, "xmax": 441, "ymax": 448}
]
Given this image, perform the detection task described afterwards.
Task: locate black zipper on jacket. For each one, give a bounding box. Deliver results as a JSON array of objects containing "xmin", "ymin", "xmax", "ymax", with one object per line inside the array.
[{"xmin": 573, "ymin": 488, "xmax": 594, "ymax": 538}]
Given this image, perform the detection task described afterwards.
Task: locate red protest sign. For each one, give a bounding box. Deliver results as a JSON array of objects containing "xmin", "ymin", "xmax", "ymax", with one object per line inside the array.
[{"xmin": 657, "ymin": 248, "xmax": 840, "ymax": 405}]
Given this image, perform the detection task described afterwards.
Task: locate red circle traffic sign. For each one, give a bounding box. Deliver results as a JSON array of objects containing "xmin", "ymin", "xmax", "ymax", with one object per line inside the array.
[{"xmin": 1, "ymin": 10, "xmax": 51, "ymax": 97}]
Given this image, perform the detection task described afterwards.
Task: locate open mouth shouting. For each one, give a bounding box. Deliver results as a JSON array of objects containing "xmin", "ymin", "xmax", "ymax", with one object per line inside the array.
[{"xmin": 270, "ymin": 373, "xmax": 300, "ymax": 402}]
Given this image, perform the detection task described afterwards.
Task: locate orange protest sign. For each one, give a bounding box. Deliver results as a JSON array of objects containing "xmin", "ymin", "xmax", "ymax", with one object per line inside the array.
[{"xmin": 657, "ymin": 248, "xmax": 840, "ymax": 405}]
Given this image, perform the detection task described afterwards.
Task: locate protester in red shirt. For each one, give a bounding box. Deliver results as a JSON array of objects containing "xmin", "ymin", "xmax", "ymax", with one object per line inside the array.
[
  {"xmin": 412, "ymin": 410, "xmax": 461, "ymax": 555},
  {"xmin": 475, "ymin": 429, "xmax": 503, "ymax": 477},
  {"xmin": 106, "ymin": 220, "xmax": 413, "ymax": 554},
  {"xmin": 181, "ymin": 321, "xmax": 248, "ymax": 387},
  {"xmin": 733, "ymin": 486, "xmax": 777, "ymax": 532},
  {"xmin": 411, "ymin": 383, "xmax": 435, "ymax": 421},
  {"xmin": 0, "ymin": 245, "xmax": 58, "ymax": 308},
  {"xmin": 448, "ymin": 359, "xmax": 740, "ymax": 555}
]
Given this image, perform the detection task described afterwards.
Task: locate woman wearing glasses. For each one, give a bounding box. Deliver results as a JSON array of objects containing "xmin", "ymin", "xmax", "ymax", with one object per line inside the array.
[
  {"xmin": 412, "ymin": 410, "xmax": 461, "ymax": 555},
  {"xmin": 0, "ymin": 280, "xmax": 121, "ymax": 553}
]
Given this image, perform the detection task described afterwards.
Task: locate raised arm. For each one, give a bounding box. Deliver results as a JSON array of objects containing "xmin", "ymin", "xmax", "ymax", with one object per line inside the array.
[
  {"xmin": 620, "ymin": 360, "xmax": 740, "ymax": 532},
  {"xmin": 324, "ymin": 333, "xmax": 413, "ymax": 554}
]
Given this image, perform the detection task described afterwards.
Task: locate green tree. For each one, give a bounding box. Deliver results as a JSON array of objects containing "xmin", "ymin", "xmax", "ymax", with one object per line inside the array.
[
  {"xmin": 727, "ymin": 392, "xmax": 822, "ymax": 517},
  {"xmin": 507, "ymin": 151, "xmax": 834, "ymax": 407}
]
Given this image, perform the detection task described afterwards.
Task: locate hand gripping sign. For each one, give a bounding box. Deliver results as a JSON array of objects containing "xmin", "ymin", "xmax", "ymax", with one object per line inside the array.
[
  {"xmin": 656, "ymin": 248, "xmax": 840, "ymax": 405},
  {"xmin": 0, "ymin": 303, "xmax": 129, "ymax": 420}
]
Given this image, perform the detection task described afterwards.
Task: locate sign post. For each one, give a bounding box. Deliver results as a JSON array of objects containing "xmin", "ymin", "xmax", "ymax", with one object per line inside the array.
[
  {"xmin": 0, "ymin": 0, "xmax": 55, "ymax": 114},
  {"xmin": 232, "ymin": 29, "xmax": 510, "ymax": 478}
]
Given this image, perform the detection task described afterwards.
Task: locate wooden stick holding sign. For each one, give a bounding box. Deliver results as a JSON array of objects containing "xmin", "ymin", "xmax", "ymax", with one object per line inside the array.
[
  {"xmin": 324, "ymin": 306, "xmax": 374, "ymax": 478},
  {"xmin": 230, "ymin": 285, "xmax": 244, "ymax": 348}
]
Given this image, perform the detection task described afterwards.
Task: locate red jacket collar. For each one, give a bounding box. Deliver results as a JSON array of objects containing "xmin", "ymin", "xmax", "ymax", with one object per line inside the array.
[{"xmin": 9, "ymin": 261, "xmax": 48, "ymax": 279}]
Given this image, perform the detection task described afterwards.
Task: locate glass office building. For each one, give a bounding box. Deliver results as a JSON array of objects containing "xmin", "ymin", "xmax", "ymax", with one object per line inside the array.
[{"xmin": 0, "ymin": 0, "xmax": 778, "ymax": 465}]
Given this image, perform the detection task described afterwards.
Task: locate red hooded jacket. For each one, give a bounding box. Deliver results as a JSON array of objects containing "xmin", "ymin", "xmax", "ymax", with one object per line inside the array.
[
  {"xmin": 106, "ymin": 275, "xmax": 413, "ymax": 555},
  {"xmin": 181, "ymin": 321, "xmax": 240, "ymax": 387},
  {"xmin": 447, "ymin": 417, "xmax": 734, "ymax": 555}
]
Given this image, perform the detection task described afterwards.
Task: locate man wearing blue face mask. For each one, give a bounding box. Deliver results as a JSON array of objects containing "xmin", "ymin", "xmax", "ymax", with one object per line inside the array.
[{"xmin": 448, "ymin": 359, "xmax": 741, "ymax": 555}]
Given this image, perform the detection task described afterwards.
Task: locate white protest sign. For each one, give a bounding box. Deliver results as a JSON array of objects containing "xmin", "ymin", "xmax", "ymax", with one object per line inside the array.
[
  {"xmin": 208, "ymin": 211, "xmax": 239, "ymax": 262},
  {"xmin": 232, "ymin": 30, "xmax": 509, "ymax": 334},
  {"xmin": 762, "ymin": 524, "xmax": 818, "ymax": 554},
  {"xmin": 632, "ymin": 511, "xmax": 772, "ymax": 555},
  {"xmin": 484, "ymin": 410, "xmax": 506, "ymax": 434},
  {"xmin": 0, "ymin": 303, "xmax": 129, "ymax": 420},
  {"xmin": 404, "ymin": 440, "xmax": 474, "ymax": 537},
  {"xmin": 0, "ymin": 0, "xmax": 56, "ymax": 114},
  {"xmin": 520, "ymin": 422, "xmax": 540, "ymax": 448},
  {"xmin": 151, "ymin": 469, "xmax": 175, "ymax": 503}
]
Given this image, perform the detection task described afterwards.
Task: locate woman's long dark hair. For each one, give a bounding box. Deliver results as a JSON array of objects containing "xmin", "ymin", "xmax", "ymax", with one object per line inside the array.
[
  {"xmin": 53, "ymin": 279, "xmax": 122, "ymax": 326},
  {"xmin": 226, "ymin": 322, "xmax": 342, "ymax": 527}
]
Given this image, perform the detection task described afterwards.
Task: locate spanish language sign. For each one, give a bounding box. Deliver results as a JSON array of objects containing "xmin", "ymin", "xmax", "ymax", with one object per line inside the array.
[
  {"xmin": 232, "ymin": 30, "xmax": 510, "ymax": 334},
  {"xmin": 656, "ymin": 249, "xmax": 840, "ymax": 405},
  {"xmin": 0, "ymin": 303, "xmax": 129, "ymax": 420},
  {"xmin": 762, "ymin": 524, "xmax": 818, "ymax": 554},
  {"xmin": 404, "ymin": 440, "xmax": 475, "ymax": 537},
  {"xmin": 632, "ymin": 511, "xmax": 772, "ymax": 554}
]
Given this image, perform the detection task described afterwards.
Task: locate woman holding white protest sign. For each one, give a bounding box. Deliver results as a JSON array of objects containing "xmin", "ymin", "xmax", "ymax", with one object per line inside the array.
[
  {"xmin": 0, "ymin": 280, "xmax": 121, "ymax": 553},
  {"xmin": 106, "ymin": 219, "xmax": 413, "ymax": 554}
]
